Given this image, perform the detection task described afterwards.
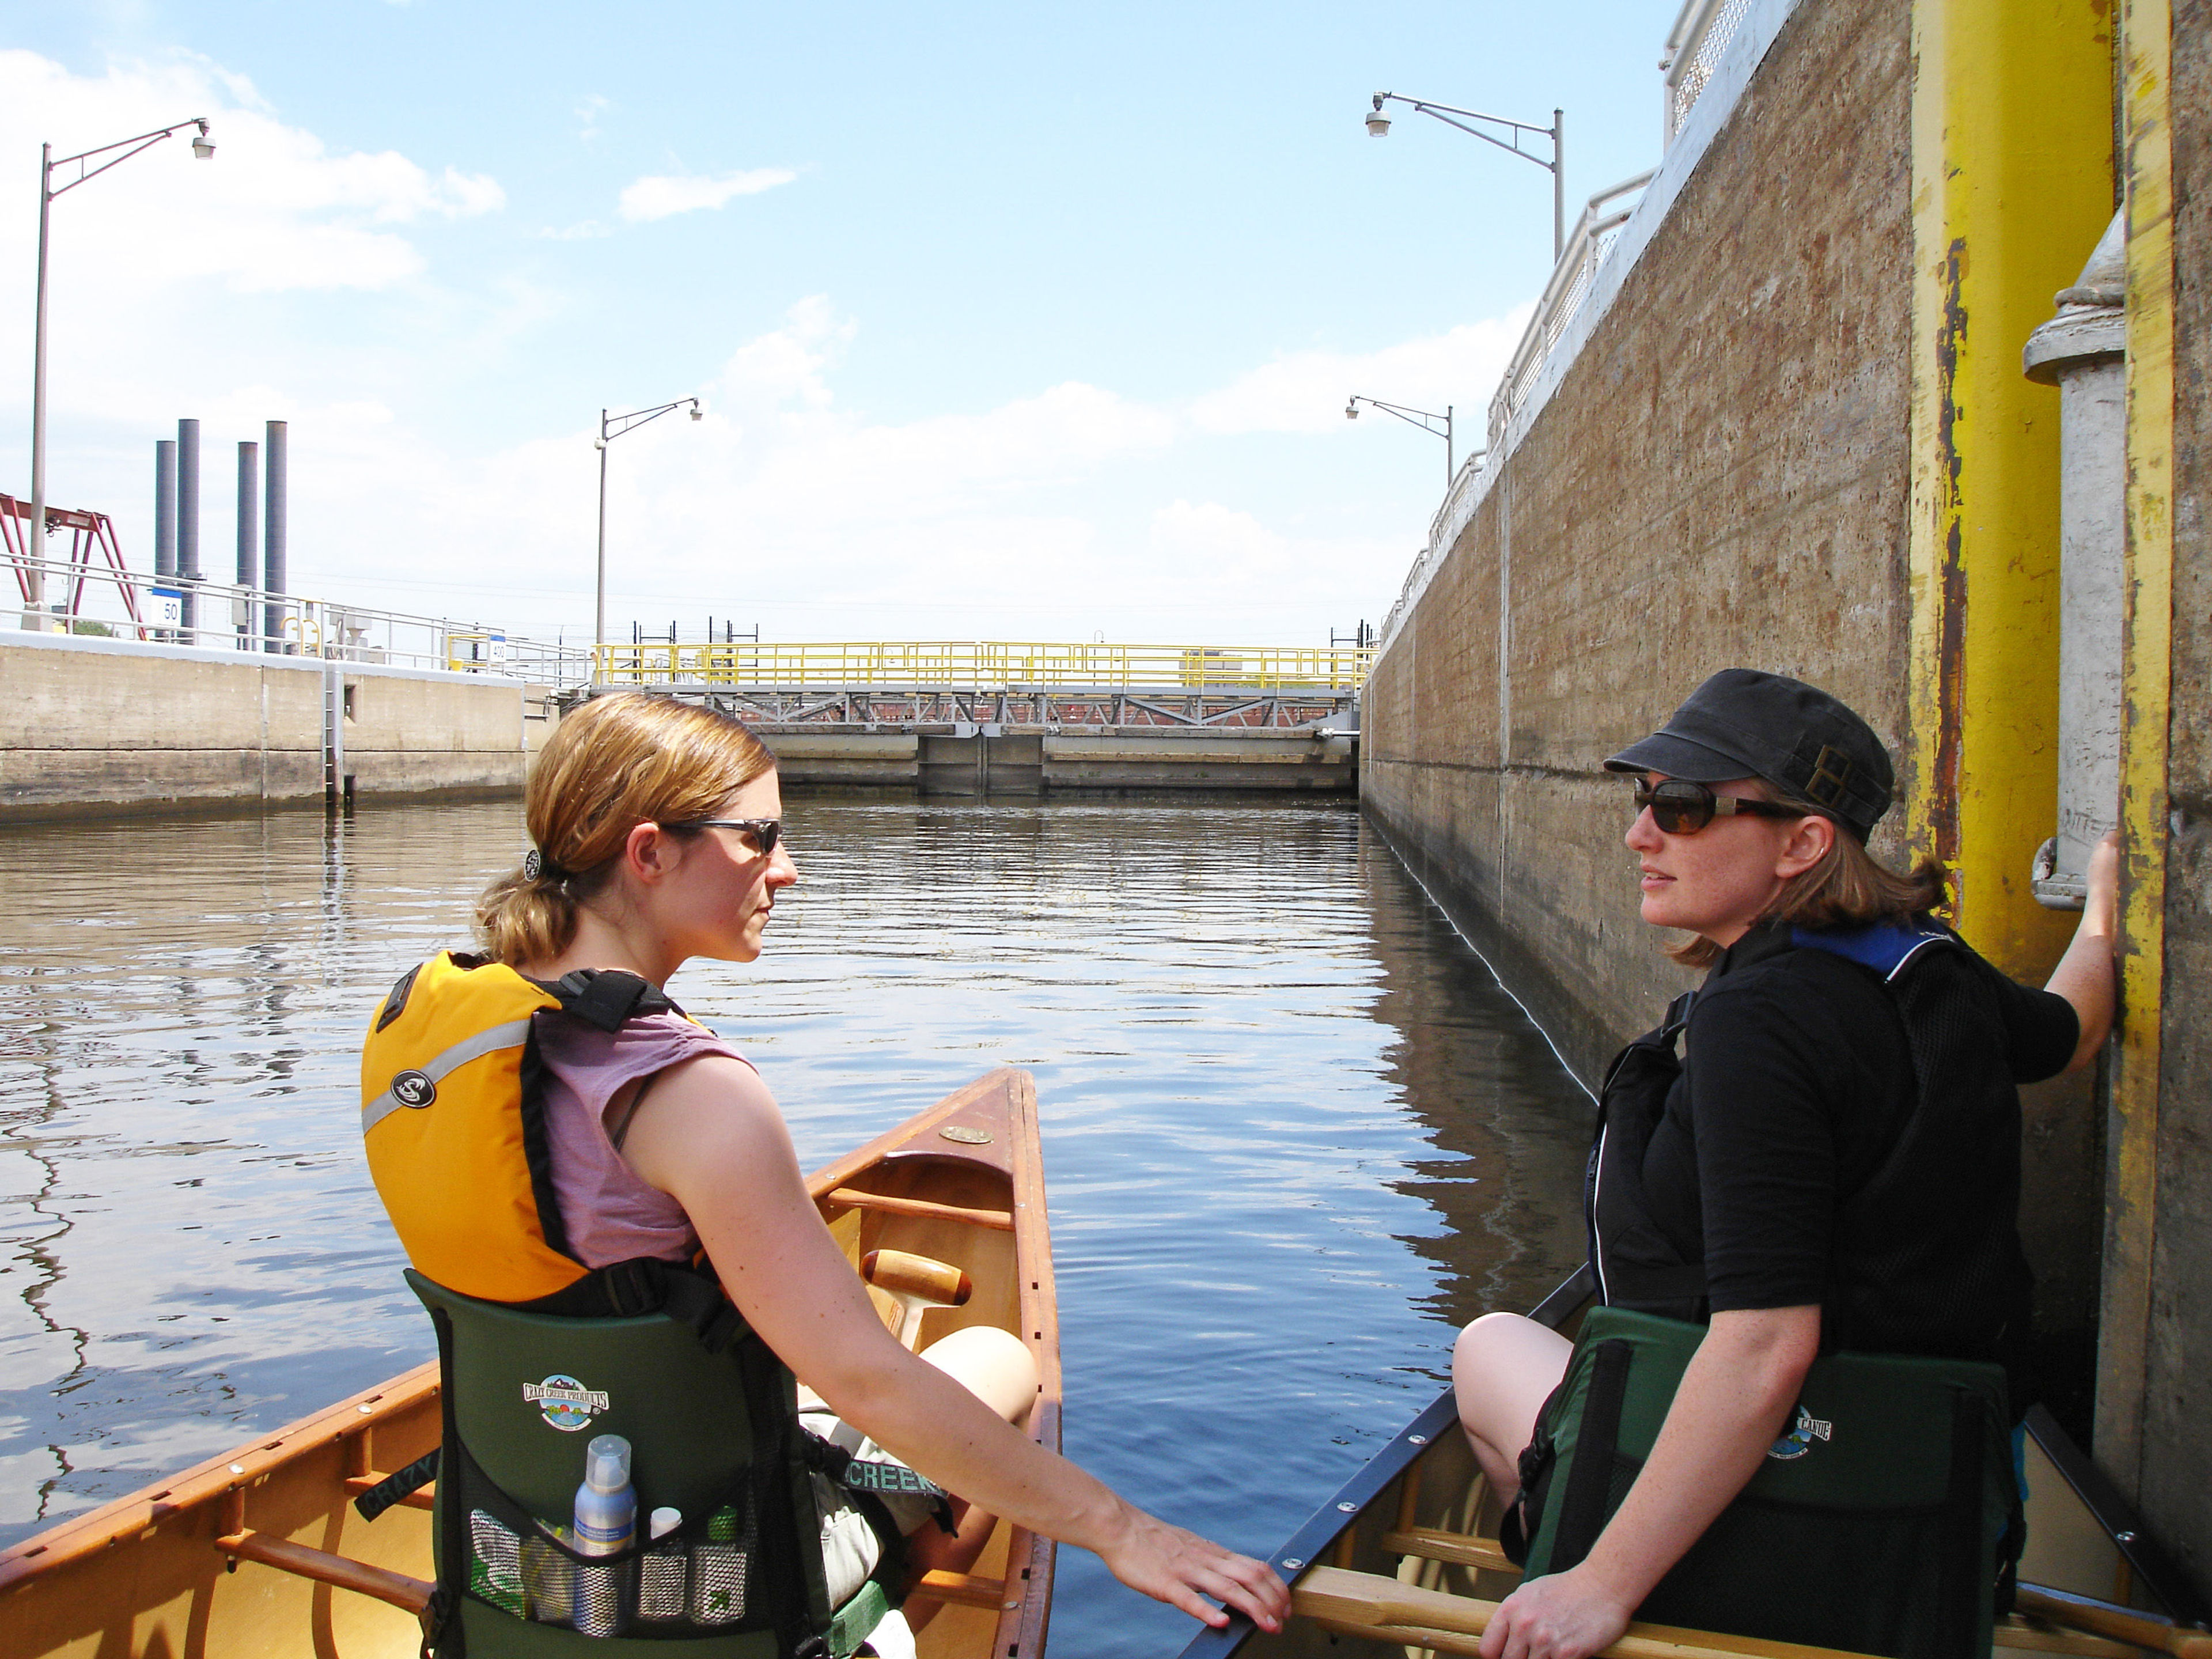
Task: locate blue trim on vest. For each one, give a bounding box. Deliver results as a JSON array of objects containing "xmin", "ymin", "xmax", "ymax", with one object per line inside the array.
[{"xmin": 1790, "ymin": 918, "xmax": 1950, "ymax": 982}]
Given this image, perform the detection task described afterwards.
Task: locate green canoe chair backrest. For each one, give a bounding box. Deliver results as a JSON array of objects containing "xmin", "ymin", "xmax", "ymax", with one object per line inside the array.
[{"xmin": 408, "ymin": 1269, "xmax": 838, "ymax": 1658}]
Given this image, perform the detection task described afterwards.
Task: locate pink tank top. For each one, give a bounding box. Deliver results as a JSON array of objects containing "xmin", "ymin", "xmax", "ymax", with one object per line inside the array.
[{"xmin": 534, "ymin": 1009, "xmax": 755, "ymax": 1269}]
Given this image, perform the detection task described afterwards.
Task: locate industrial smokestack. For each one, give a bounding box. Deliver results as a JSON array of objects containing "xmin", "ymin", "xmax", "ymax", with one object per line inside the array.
[
  {"xmin": 263, "ymin": 421, "xmax": 287, "ymax": 654},
  {"xmin": 236, "ymin": 441, "xmax": 259, "ymax": 649},
  {"xmin": 154, "ymin": 440, "xmax": 176, "ymax": 581},
  {"xmin": 177, "ymin": 418, "xmax": 200, "ymax": 637}
]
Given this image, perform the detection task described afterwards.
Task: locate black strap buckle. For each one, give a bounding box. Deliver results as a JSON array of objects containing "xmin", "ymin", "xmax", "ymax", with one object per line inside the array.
[{"xmin": 599, "ymin": 1257, "xmax": 664, "ymax": 1318}]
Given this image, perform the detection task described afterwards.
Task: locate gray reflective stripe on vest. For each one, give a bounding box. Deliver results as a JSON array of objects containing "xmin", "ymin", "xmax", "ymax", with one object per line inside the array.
[{"xmin": 360, "ymin": 1018, "xmax": 535, "ymax": 1135}]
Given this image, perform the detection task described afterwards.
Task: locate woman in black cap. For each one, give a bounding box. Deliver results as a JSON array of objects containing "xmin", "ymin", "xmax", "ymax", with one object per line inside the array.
[{"xmin": 1452, "ymin": 669, "xmax": 2118, "ymax": 1659}]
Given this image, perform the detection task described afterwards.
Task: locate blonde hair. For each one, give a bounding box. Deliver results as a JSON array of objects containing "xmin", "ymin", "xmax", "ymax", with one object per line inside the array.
[
  {"xmin": 476, "ymin": 693, "xmax": 775, "ymax": 965},
  {"xmin": 1665, "ymin": 784, "xmax": 1952, "ymax": 969}
]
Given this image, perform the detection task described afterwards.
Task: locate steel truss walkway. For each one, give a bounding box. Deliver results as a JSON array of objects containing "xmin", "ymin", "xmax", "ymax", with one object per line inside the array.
[{"xmin": 590, "ymin": 641, "xmax": 1372, "ymax": 730}]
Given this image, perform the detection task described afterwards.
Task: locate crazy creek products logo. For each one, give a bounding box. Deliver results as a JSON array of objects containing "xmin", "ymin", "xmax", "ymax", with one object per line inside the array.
[
  {"xmin": 389, "ymin": 1070, "xmax": 437, "ymax": 1109},
  {"xmin": 1767, "ymin": 1403, "xmax": 1834, "ymax": 1461},
  {"xmin": 524, "ymin": 1375, "xmax": 611, "ymax": 1432}
]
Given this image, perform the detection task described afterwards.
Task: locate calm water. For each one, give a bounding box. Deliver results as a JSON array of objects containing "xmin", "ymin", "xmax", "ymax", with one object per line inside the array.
[{"xmin": 0, "ymin": 793, "xmax": 1592, "ymax": 1657}]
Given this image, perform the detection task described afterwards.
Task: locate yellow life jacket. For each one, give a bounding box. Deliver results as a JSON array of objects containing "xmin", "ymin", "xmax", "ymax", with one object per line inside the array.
[{"xmin": 359, "ymin": 949, "xmax": 683, "ymax": 1307}]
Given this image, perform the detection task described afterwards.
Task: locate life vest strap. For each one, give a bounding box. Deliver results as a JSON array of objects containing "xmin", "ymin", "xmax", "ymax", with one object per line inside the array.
[
  {"xmin": 354, "ymin": 1447, "xmax": 440, "ymax": 1523},
  {"xmin": 533, "ymin": 967, "xmax": 678, "ymax": 1032},
  {"xmin": 520, "ymin": 1257, "xmax": 749, "ymax": 1353},
  {"xmin": 800, "ymin": 1433, "xmax": 957, "ymax": 1538}
]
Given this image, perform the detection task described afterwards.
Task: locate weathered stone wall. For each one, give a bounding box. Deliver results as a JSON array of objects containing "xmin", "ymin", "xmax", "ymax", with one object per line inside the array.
[
  {"xmin": 2142, "ymin": 0, "xmax": 2211, "ymax": 1585},
  {"xmin": 0, "ymin": 634, "xmax": 527, "ymax": 819},
  {"xmin": 1364, "ymin": 0, "xmax": 1916, "ymax": 1081}
]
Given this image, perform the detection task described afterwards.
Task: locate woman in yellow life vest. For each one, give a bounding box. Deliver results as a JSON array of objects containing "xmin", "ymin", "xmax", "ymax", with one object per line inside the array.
[{"xmin": 376, "ymin": 690, "xmax": 1287, "ymax": 1652}]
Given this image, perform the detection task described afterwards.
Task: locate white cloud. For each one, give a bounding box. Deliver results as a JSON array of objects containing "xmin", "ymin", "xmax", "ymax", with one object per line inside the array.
[
  {"xmin": 1188, "ymin": 308, "xmax": 1535, "ymax": 435},
  {"xmin": 617, "ymin": 167, "xmax": 797, "ymax": 222},
  {"xmin": 0, "ymin": 50, "xmax": 503, "ymax": 297},
  {"xmin": 575, "ymin": 93, "xmax": 609, "ymax": 142}
]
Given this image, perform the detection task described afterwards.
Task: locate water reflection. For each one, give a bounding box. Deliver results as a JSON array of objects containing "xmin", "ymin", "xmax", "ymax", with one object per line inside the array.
[{"xmin": 0, "ymin": 793, "xmax": 1592, "ymax": 1658}]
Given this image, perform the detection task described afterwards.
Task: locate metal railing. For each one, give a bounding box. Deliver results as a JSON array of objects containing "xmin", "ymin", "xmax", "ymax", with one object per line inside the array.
[
  {"xmin": 1663, "ymin": 0, "xmax": 1758, "ymax": 146},
  {"xmin": 1486, "ymin": 170, "xmax": 1657, "ymax": 452},
  {"xmin": 593, "ymin": 640, "xmax": 1376, "ymax": 692},
  {"xmin": 4, "ymin": 549, "xmax": 591, "ymax": 684}
]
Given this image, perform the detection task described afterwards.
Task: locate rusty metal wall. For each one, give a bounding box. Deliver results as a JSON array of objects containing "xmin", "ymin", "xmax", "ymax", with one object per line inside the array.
[{"xmin": 1363, "ymin": 0, "xmax": 1915, "ymax": 1083}]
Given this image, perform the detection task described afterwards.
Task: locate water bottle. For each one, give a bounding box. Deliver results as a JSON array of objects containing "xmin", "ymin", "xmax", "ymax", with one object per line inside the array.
[
  {"xmin": 638, "ymin": 1506, "xmax": 686, "ymax": 1623},
  {"xmin": 571, "ymin": 1434, "xmax": 636, "ymax": 1635}
]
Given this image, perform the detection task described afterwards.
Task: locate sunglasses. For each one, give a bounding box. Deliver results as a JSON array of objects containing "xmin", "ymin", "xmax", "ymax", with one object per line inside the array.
[
  {"xmin": 1633, "ymin": 781, "xmax": 1803, "ymax": 835},
  {"xmin": 662, "ymin": 817, "xmax": 783, "ymax": 856}
]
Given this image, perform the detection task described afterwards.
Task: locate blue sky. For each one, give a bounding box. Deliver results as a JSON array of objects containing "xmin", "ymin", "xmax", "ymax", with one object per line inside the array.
[{"xmin": 5, "ymin": 2, "xmax": 1673, "ymax": 645}]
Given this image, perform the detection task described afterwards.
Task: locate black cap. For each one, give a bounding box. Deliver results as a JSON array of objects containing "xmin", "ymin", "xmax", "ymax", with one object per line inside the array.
[{"xmin": 1602, "ymin": 669, "xmax": 1893, "ymax": 840}]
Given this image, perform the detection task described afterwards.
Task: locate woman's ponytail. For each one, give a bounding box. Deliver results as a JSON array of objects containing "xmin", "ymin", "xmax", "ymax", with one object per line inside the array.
[{"xmin": 475, "ymin": 858, "xmax": 586, "ymax": 965}]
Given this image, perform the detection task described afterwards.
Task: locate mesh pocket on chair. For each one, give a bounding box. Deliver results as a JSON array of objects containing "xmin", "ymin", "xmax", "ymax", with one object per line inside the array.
[{"xmin": 469, "ymin": 1509, "xmax": 527, "ymax": 1617}]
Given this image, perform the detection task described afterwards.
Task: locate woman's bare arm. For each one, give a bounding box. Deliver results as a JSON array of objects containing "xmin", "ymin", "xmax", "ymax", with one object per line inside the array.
[
  {"xmin": 621, "ymin": 1056, "xmax": 1287, "ymax": 1633},
  {"xmin": 2047, "ymin": 831, "xmax": 2119, "ymax": 1073},
  {"xmin": 1478, "ymin": 1305, "xmax": 1820, "ymax": 1659}
]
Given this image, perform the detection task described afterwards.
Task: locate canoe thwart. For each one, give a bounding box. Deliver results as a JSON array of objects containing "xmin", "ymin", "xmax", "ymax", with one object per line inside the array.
[
  {"xmin": 215, "ymin": 1529, "xmax": 433, "ymax": 1614},
  {"xmin": 825, "ymin": 1187, "xmax": 1015, "ymax": 1232},
  {"xmin": 908, "ymin": 1569, "xmax": 1010, "ymax": 1610},
  {"xmin": 1380, "ymin": 1525, "xmax": 1519, "ymax": 1574}
]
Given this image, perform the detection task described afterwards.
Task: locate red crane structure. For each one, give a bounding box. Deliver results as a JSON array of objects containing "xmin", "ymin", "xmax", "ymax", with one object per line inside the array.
[{"xmin": 1, "ymin": 491, "xmax": 145, "ymax": 631}]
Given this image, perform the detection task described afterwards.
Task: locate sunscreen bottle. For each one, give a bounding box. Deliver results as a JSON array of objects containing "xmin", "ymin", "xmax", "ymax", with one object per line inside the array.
[
  {"xmin": 572, "ymin": 1435, "xmax": 636, "ymax": 1635},
  {"xmin": 639, "ymin": 1506, "xmax": 686, "ymax": 1622}
]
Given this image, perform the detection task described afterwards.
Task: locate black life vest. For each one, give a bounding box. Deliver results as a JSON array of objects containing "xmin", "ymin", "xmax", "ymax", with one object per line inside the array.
[
  {"xmin": 1585, "ymin": 918, "xmax": 2036, "ymax": 1394},
  {"xmin": 357, "ymin": 953, "xmax": 918, "ymax": 1658}
]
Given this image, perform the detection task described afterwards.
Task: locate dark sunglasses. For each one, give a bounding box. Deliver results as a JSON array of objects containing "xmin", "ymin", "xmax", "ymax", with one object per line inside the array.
[
  {"xmin": 1633, "ymin": 780, "xmax": 1802, "ymax": 835},
  {"xmin": 662, "ymin": 817, "xmax": 783, "ymax": 856}
]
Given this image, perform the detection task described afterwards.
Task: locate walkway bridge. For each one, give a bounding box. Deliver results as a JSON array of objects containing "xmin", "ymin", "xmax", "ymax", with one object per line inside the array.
[{"xmin": 584, "ymin": 641, "xmax": 1373, "ymax": 794}]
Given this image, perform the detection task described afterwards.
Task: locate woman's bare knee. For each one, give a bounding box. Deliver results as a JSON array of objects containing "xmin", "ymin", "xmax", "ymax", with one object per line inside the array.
[{"xmin": 918, "ymin": 1325, "xmax": 1039, "ymax": 1423}]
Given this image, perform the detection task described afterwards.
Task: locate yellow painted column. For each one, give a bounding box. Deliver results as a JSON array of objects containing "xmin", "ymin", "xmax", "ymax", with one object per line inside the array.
[
  {"xmin": 1905, "ymin": 0, "xmax": 2117, "ymax": 976},
  {"xmin": 2097, "ymin": 0, "xmax": 2174, "ymax": 1495}
]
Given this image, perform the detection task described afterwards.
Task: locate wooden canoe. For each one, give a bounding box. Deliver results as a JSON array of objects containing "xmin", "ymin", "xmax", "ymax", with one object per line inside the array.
[
  {"xmin": 0, "ymin": 1066, "xmax": 1060, "ymax": 1659},
  {"xmin": 1173, "ymin": 1269, "xmax": 2210, "ymax": 1659}
]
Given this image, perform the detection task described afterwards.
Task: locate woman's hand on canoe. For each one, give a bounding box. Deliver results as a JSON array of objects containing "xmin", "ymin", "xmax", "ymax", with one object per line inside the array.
[
  {"xmin": 1477, "ymin": 1566, "xmax": 1632, "ymax": 1659},
  {"xmin": 1096, "ymin": 1504, "xmax": 1289, "ymax": 1633}
]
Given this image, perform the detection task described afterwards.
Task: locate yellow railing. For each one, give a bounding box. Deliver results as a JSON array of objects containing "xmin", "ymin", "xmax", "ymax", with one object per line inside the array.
[{"xmin": 592, "ymin": 641, "xmax": 1376, "ymax": 692}]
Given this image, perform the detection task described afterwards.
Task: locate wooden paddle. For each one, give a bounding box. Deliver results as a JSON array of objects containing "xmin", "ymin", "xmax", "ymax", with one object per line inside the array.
[
  {"xmin": 861, "ymin": 1248, "xmax": 973, "ymax": 1347},
  {"xmin": 1292, "ymin": 1566, "xmax": 1893, "ymax": 1659}
]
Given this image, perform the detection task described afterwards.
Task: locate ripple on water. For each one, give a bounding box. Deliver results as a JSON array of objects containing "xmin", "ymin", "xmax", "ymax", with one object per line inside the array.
[{"xmin": 0, "ymin": 791, "xmax": 1592, "ymax": 1659}]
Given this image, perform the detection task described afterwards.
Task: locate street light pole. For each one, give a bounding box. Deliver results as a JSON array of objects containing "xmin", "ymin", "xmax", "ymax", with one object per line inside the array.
[
  {"xmin": 25, "ymin": 117, "xmax": 211, "ymax": 629},
  {"xmin": 1346, "ymin": 395, "xmax": 1455, "ymax": 488},
  {"xmin": 592, "ymin": 397, "xmax": 702, "ymax": 683},
  {"xmin": 1366, "ymin": 93, "xmax": 1565, "ymax": 262}
]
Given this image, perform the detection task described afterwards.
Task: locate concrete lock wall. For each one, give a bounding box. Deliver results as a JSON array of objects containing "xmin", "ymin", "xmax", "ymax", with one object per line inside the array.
[
  {"xmin": 0, "ymin": 632, "xmax": 531, "ymax": 820},
  {"xmin": 1363, "ymin": 0, "xmax": 1918, "ymax": 1082}
]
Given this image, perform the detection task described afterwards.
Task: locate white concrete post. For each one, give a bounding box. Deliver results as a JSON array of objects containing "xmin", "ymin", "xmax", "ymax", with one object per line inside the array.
[{"xmin": 2022, "ymin": 209, "xmax": 2127, "ymax": 909}]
